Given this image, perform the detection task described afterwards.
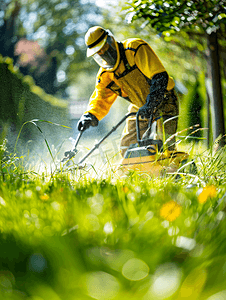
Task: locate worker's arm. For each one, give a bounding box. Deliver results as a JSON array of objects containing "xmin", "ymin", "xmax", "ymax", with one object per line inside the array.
[
  {"xmin": 134, "ymin": 42, "xmax": 173, "ymax": 118},
  {"xmin": 138, "ymin": 71, "xmax": 168, "ymax": 119},
  {"xmin": 77, "ymin": 70, "xmax": 117, "ymax": 132},
  {"xmin": 87, "ymin": 70, "xmax": 118, "ymax": 119}
]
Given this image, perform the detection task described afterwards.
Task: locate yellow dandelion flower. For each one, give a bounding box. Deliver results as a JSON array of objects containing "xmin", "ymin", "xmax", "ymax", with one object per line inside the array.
[
  {"xmin": 198, "ymin": 185, "xmax": 217, "ymax": 204},
  {"xmin": 40, "ymin": 194, "xmax": 49, "ymax": 201},
  {"xmin": 160, "ymin": 200, "xmax": 182, "ymax": 222},
  {"xmin": 122, "ymin": 186, "xmax": 129, "ymax": 193}
]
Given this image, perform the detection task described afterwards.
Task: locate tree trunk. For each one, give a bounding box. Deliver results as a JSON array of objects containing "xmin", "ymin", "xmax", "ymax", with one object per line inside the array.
[{"xmin": 206, "ymin": 31, "xmax": 225, "ymax": 148}]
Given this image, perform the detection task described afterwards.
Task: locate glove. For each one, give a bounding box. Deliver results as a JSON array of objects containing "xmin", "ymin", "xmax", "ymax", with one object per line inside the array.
[
  {"xmin": 138, "ymin": 71, "xmax": 169, "ymax": 119},
  {"xmin": 77, "ymin": 112, "xmax": 99, "ymax": 132},
  {"xmin": 138, "ymin": 102, "xmax": 153, "ymax": 119}
]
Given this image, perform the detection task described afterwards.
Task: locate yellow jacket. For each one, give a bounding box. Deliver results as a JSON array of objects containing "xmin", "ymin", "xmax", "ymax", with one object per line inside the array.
[{"xmin": 86, "ymin": 38, "xmax": 175, "ymax": 121}]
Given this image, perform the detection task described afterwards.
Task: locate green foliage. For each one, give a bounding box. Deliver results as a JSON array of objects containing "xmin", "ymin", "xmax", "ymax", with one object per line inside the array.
[
  {"xmin": 15, "ymin": 0, "xmax": 102, "ymax": 91},
  {"xmin": 0, "ymin": 0, "xmax": 103, "ymax": 96},
  {"xmin": 0, "ymin": 55, "xmax": 70, "ymax": 152},
  {"xmin": 178, "ymin": 72, "xmax": 207, "ymax": 138},
  {"xmin": 125, "ymin": 0, "xmax": 226, "ymax": 37},
  {"xmin": 0, "ymin": 142, "xmax": 226, "ymax": 299}
]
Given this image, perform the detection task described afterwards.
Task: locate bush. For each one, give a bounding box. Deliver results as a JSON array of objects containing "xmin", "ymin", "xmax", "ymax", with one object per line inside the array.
[{"xmin": 0, "ymin": 55, "xmax": 70, "ymax": 153}]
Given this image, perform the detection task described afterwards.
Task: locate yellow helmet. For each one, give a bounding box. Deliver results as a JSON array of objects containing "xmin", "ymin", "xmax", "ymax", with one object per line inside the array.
[
  {"xmin": 85, "ymin": 26, "xmax": 120, "ymax": 72},
  {"xmin": 85, "ymin": 26, "xmax": 107, "ymax": 57}
]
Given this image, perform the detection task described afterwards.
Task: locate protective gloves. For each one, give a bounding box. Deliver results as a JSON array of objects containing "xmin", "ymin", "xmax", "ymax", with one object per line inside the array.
[
  {"xmin": 77, "ymin": 112, "xmax": 99, "ymax": 132},
  {"xmin": 138, "ymin": 71, "xmax": 169, "ymax": 119},
  {"xmin": 138, "ymin": 102, "xmax": 153, "ymax": 120}
]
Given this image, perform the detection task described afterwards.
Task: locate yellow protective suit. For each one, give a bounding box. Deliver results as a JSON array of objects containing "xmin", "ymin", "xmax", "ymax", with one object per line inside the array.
[
  {"xmin": 85, "ymin": 38, "xmax": 178, "ymax": 156},
  {"xmin": 86, "ymin": 38, "xmax": 175, "ymax": 119}
]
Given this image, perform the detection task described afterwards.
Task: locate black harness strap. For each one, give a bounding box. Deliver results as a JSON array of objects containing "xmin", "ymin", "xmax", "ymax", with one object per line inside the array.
[
  {"xmin": 113, "ymin": 42, "xmax": 137, "ymax": 80},
  {"xmin": 106, "ymin": 81, "xmax": 122, "ymax": 97}
]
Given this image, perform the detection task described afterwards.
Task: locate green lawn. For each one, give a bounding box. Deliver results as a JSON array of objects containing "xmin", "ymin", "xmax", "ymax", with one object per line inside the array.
[{"xmin": 0, "ymin": 140, "xmax": 226, "ymax": 300}]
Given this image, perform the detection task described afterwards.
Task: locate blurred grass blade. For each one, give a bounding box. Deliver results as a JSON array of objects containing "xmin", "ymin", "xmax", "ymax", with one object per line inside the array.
[{"xmin": 14, "ymin": 119, "xmax": 71, "ymax": 165}]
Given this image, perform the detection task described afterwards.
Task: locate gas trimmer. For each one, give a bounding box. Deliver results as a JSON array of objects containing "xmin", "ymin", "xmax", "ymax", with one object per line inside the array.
[{"xmin": 61, "ymin": 112, "xmax": 189, "ymax": 176}]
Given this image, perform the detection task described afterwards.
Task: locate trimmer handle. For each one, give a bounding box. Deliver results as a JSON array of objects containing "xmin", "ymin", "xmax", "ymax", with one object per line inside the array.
[
  {"xmin": 61, "ymin": 131, "xmax": 83, "ymax": 163},
  {"xmin": 136, "ymin": 111, "xmax": 163, "ymax": 150},
  {"xmin": 136, "ymin": 111, "xmax": 152, "ymax": 142}
]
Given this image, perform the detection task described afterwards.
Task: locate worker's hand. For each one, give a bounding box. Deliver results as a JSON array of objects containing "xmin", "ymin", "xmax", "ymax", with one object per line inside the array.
[
  {"xmin": 77, "ymin": 112, "xmax": 99, "ymax": 132},
  {"xmin": 138, "ymin": 103, "xmax": 153, "ymax": 119}
]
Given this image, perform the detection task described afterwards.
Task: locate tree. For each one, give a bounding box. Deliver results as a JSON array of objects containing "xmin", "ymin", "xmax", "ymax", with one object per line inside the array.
[
  {"xmin": 125, "ymin": 0, "xmax": 226, "ymax": 147},
  {"xmin": 0, "ymin": 0, "xmax": 101, "ymax": 97}
]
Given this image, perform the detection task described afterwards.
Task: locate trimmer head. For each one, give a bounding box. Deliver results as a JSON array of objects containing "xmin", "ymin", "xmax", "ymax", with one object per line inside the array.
[
  {"xmin": 59, "ymin": 111, "xmax": 189, "ymax": 177},
  {"xmin": 61, "ymin": 149, "xmax": 78, "ymax": 163}
]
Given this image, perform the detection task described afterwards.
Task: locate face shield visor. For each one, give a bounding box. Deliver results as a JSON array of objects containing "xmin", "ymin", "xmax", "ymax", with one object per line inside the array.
[{"xmin": 92, "ymin": 32, "xmax": 119, "ymax": 71}]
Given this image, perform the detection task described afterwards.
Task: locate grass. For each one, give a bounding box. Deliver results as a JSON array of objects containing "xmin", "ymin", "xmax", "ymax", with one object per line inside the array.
[{"xmin": 0, "ymin": 136, "xmax": 226, "ymax": 300}]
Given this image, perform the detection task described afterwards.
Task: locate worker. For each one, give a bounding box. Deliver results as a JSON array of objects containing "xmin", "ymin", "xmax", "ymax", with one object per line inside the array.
[{"xmin": 77, "ymin": 26, "xmax": 179, "ymax": 157}]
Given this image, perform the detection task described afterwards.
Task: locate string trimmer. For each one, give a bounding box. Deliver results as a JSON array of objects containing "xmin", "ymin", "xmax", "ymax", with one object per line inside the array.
[
  {"xmin": 61, "ymin": 111, "xmax": 189, "ymax": 176},
  {"xmin": 61, "ymin": 112, "xmax": 137, "ymax": 166}
]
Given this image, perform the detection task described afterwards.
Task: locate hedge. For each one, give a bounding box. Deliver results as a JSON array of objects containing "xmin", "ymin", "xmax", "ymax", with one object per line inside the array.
[{"xmin": 0, "ymin": 55, "xmax": 70, "ymax": 153}]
